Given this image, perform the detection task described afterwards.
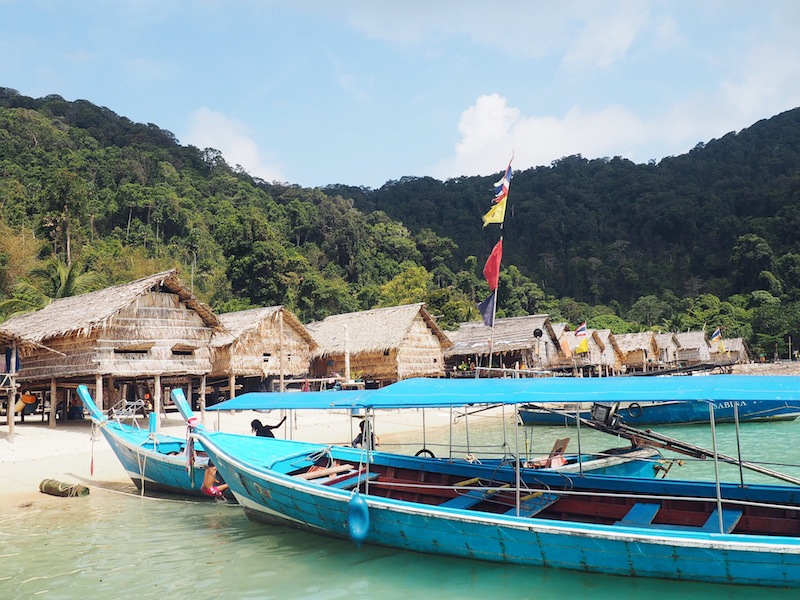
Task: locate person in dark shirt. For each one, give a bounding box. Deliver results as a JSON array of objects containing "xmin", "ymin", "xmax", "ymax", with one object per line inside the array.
[
  {"xmin": 352, "ymin": 419, "xmax": 379, "ymax": 450},
  {"xmin": 251, "ymin": 416, "xmax": 287, "ymax": 438}
]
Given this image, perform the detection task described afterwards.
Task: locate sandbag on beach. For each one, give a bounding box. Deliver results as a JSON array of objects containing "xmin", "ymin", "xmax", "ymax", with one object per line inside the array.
[{"xmin": 39, "ymin": 479, "xmax": 90, "ymax": 497}]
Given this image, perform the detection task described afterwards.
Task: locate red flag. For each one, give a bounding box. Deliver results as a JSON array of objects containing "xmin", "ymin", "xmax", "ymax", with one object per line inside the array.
[{"xmin": 483, "ymin": 239, "xmax": 503, "ymax": 291}]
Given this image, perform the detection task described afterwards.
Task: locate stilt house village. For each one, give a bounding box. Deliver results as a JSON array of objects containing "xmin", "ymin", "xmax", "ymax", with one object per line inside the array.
[{"xmin": 1, "ymin": 269, "xmax": 748, "ymax": 433}]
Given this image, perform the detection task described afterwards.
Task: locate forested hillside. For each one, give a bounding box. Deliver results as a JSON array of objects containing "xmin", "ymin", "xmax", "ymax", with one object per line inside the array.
[{"xmin": 1, "ymin": 86, "xmax": 800, "ymax": 357}]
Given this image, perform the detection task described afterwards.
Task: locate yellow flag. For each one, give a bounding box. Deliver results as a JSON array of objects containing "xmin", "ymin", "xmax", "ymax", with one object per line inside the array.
[
  {"xmin": 576, "ymin": 338, "xmax": 589, "ymax": 354},
  {"xmin": 482, "ymin": 197, "xmax": 507, "ymax": 227}
]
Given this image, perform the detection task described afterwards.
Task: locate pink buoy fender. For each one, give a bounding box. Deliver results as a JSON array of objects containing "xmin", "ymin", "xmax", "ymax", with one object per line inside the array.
[{"xmin": 348, "ymin": 491, "xmax": 369, "ymax": 546}]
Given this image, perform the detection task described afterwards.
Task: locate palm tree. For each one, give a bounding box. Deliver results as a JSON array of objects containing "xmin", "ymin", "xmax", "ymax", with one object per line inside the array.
[{"xmin": 0, "ymin": 258, "xmax": 102, "ymax": 319}]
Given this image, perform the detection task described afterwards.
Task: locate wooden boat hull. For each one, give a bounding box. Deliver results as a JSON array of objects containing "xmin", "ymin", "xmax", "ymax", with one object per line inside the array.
[
  {"xmin": 77, "ymin": 386, "xmax": 223, "ymax": 498},
  {"xmin": 97, "ymin": 424, "xmax": 209, "ymax": 496},
  {"xmin": 519, "ymin": 399, "xmax": 800, "ymax": 426},
  {"xmin": 196, "ymin": 431, "xmax": 800, "ymax": 588}
]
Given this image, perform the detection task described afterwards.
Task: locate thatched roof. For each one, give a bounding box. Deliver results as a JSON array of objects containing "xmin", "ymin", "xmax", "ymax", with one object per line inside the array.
[
  {"xmin": 1, "ymin": 270, "xmax": 219, "ymax": 343},
  {"xmin": 614, "ymin": 332, "xmax": 656, "ymax": 354},
  {"xmin": 307, "ymin": 303, "xmax": 450, "ymax": 358},
  {"xmin": 720, "ymin": 337, "xmax": 746, "ymax": 352},
  {"xmin": 654, "ymin": 333, "xmax": 679, "ymax": 350},
  {"xmin": 592, "ymin": 329, "xmax": 615, "ymax": 353},
  {"xmin": 211, "ymin": 306, "xmax": 316, "ymax": 349},
  {"xmin": 0, "ymin": 328, "xmax": 26, "ymax": 347},
  {"xmin": 713, "ymin": 337, "xmax": 747, "ymax": 354},
  {"xmin": 675, "ymin": 331, "xmax": 709, "ymax": 349},
  {"xmin": 445, "ymin": 315, "xmax": 553, "ymax": 356}
]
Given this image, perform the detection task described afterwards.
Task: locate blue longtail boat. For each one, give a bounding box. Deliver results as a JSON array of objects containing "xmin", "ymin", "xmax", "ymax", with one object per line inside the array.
[
  {"xmin": 76, "ymin": 385, "xmax": 229, "ymax": 498},
  {"xmin": 179, "ymin": 376, "xmax": 800, "ymax": 588},
  {"xmin": 518, "ymin": 393, "xmax": 800, "ymax": 426}
]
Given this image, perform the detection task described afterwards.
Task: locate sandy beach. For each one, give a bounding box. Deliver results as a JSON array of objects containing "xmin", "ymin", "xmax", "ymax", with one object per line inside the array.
[{"xmin": 0, "ymin": 405, "xmax": 475, "ymax": 508}]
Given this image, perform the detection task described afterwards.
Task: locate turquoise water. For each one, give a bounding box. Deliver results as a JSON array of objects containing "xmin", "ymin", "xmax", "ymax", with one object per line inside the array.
[{"xmin": 2, "ymin": 418, "xmax": 800, "ymax": 599}]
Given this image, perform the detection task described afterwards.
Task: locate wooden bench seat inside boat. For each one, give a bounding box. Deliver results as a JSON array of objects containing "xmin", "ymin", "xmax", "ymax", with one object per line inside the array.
[
  {"xmin": 323, "ymin": 470, "xmax": 380, "ymax": 490},
  {"xmin": 616, "ymin": 502, "xmax": 743, "ymax": 533},
  {"xmin": 295, "ymin": 464, "xmax": 352, "ymax": 480},
  {"xmin": 504, "ymin": 492, "xmax": 560, "ymax": 517},
  {"xmin": 616, "ymin": 502, "xmax": 661, "ymax": 525},
  {"xmin": 440, "ymin": 482, "xmax": 510, "ymax": 510}
]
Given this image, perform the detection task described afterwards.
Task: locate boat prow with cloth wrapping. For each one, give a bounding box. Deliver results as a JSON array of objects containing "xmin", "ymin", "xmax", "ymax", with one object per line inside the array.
[
  {"xmin": 76, "ymin": 385, "xmax": 232, "ymax": 499},
  {"xmin": 180, "ymin": 376, "xmax": 800, "ymax": 589}
]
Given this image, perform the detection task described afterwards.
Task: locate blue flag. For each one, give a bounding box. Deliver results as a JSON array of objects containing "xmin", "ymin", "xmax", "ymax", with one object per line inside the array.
[{"xmin": 478, "ymin": 290, "xmax": 496, "ymax": 327}]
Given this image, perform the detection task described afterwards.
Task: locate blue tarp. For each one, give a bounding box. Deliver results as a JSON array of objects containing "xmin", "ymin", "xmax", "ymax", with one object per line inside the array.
[{"xmin": 206, "ymin": 375, "xmax": 800, "ymax": 411}]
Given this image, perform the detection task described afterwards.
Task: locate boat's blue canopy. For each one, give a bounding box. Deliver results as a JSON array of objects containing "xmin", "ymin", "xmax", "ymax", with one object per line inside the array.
[{"xmin": 206, "ymin": 375, "xmax": 800, "ymax": 411}]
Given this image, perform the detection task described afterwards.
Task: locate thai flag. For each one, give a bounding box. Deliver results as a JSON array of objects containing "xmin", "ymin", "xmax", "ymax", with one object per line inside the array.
[
  {"xmin": 493, "ymin": 160, "xmax": 512, "ymax": 203},
  {"xmin": 575, "ymin": 322, "xmax": 587, "ymax": 337},
  {"xmin": 710, "ymin": 327, "xmax": 722, "ymax": 344}
]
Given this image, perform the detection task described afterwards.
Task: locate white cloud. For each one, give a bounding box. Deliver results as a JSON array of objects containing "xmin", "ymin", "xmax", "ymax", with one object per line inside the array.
[
  {"xmin": 434, "ymin": 94, "xmax": 653, "ymax": 179},
  {"xmin": 183, "ymin": 108, "xmax": 285, "ymax": 183},
  {"xmin": 561, "ymin": 4, "xmax": 649, "ymax": 69}
]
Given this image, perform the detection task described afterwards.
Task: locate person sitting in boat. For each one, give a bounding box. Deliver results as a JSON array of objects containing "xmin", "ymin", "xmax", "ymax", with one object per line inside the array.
[
  {"xmin": 201, "ymin": 461, "xmax": 229, "ymax": 499},
  {"xmin": 251, "ymin": 416, "xmax": 286, "ymax": 438},
  {"xmin": 352, "ymin": 419, "xmax": 379, "ymax": 450}
]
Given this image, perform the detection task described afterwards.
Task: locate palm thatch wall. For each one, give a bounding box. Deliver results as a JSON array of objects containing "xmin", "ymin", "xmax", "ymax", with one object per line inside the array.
[
  {"xmin": 307, "ymin": 303, "xmax": 450, "ymax": 384},
  {"xmin": 210, "ymin": 306, "xmax": 316, "ymax": 379}
]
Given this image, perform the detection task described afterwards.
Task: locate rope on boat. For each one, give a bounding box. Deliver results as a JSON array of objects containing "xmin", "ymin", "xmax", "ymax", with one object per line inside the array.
[
  {"xmin": 81, "ymin": 484, "xmax": 211, "ymax": 503},
  {"xmin": 362, "ymin": 477, "xmax": 800, "ymax": 513}
]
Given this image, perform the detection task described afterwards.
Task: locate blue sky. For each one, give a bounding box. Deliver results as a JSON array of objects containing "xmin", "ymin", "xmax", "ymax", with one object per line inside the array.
[{"xmin": 2, "ymin": 1, "xmax": 799, "ymax": 189}]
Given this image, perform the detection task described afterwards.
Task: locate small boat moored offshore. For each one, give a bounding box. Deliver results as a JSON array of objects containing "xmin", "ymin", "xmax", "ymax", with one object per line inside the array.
[
  {"xmin": 181, "ymin": 376, "xmax": 800, "ymax": 589},
  {"xmin": 518, "ymin": 395, "xmax": 800, "ymax": 426}
]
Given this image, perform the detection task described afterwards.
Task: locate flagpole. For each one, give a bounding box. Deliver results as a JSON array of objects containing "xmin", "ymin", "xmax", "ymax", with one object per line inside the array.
[
  {"xmin": 488, "ymin": 233, "xmax": 503, "ymax": 375},
  {"xmin": 479, "ymin": 156, "xmax": 513, "ymax": 378}
]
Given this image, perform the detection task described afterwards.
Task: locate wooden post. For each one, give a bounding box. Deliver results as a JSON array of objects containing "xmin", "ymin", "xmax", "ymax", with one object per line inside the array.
[
  {"xmin": 95, "ymin": 373, "xmax": 103, "ymax": 411},
  {"xmin": 344, "ymin": 324, "xmax": 350, "ymax": 383},
  {"xmin": 49, "ymin": 378, "xmax": 57, "ymax": 428},
  {"xmin": 7, "ymin": 342, "xmax": 16, "ymax": 440},
  {"xmin": 279, "ymin": 309, "xmax": 285, "ymax": 393},
  {"xmin": 229, "ymin": 374, "xmax": 236, "ymax": 399},
  {"xmin": 154, "ymin": 374, "xmax": 162, "ymax": 428},
  {"xmin": 200, "ymin": 374, "xmax": 207, "ymax": 424}
]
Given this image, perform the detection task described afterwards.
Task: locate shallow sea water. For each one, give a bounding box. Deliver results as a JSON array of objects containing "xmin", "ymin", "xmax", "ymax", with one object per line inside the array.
[{"xmin": 2, "ymin": 416, "xmax": 799, "ymax": 600}]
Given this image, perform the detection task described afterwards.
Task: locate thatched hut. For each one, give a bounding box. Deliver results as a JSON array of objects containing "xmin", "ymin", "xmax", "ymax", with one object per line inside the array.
[
  {"xmin": 445, "ymin": 315, "xmax": 563, "ymax": 374},
  {"xmin": 710, "ymin": 337, "xmax": 749, "ymax": 366},
  {"xmin": 307, "ymin": 303, "xmax": 450, "ymax": 386},
  {"xmin": 589, "ymin": 329, "xmax": 624, "ymax": 376},
  {"xmin": 614, "ymin": 332, "xmax": 659, "ymax": 373},
  {"xmin": 1, "ymin": 270, "xmax": 219, "ymax": 425},
  {"xmin": 675, "ymin": 331, "xmax": 712, "ymax": 364},
  {"xmin": 654, "ymin": 333, "xmax": 681, "ymax": 366},
  {"xmin": 210, "ymin": 306, "xmax": 317, "ymax": 397}
]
